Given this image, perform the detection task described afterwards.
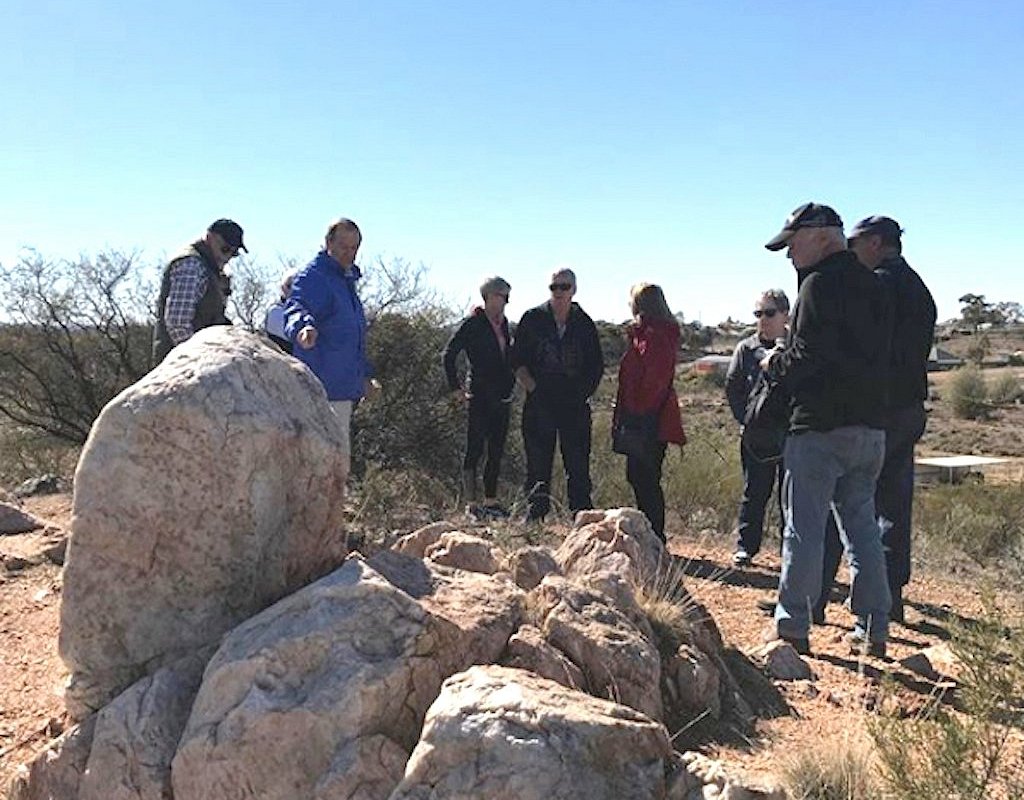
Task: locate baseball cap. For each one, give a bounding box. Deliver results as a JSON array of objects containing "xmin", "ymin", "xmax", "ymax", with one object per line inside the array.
[
  {"xmin": 208, "ymin": 219, "xmax": 247, "ymax": 252},
  {"xmin": 847, "ymin": 215, "xmax": 903, "ymax": 245},
  {"xmin": 764, "ymin": 203, "xmax": 844, "ymax": 251}
]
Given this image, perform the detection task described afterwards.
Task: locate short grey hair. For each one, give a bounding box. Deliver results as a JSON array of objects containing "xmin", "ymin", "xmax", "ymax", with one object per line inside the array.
[
  {"xmin": 550, "ymin": 267, "xmax": 577, "ymax": 286},
  {"xmin": 479, "ymin": 276, "xmax": 511, "ymax": 299},
  {"xmin": 759, "ymin": 289, "xmax": 790, "ymax": 313}
]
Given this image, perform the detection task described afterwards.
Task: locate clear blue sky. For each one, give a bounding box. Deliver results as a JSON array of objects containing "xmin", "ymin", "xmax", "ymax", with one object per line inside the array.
[{"xmin": 2, "ymin": 1, "xmax": 1021, "ymax": 325}]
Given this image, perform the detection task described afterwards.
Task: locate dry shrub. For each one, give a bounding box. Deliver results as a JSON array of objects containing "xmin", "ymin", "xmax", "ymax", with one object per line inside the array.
[
  {"xmin": 867, "ymin": 594, "xmax": 1024, "ymax": 800},
  {"xmin": 989, "ymin": 373, "xmax": 1023, "ymax": 406},
  {"xmin": 779, "ymin": 734, "xmax": 883, "ymax": 799}
]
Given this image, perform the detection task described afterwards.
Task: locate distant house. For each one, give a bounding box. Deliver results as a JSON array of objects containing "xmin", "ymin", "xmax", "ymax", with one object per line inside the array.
[{"xmin": 928, "ymin": 345, "xmax": 963, "ymax": 371}]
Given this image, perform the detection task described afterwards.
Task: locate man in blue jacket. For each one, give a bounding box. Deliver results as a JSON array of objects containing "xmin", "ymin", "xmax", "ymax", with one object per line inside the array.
[{"xmin": 285, "ymin": 218, "xmax": 375, "ymax": 484}]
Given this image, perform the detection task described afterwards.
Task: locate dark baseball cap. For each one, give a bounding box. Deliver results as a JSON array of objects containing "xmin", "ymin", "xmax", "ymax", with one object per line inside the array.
[
  {"xmin": 764, "ymin": 203, "xmax": 844, "ymax": 251},
  {"xmin": 848, "ymin": 215, "xmax": 903, "ymax": 245},
  {"xmin": 208, "ymin": 219, "xmax": 247, "ymax": 252}
]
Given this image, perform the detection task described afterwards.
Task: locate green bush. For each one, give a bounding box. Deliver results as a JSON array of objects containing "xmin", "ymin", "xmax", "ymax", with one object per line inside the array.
[{"xmin": 947, "ymin": 365, "xmax": 990, "ymax": 420}]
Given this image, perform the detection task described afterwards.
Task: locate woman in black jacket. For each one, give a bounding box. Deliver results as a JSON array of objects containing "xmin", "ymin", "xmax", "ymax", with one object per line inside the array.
[{"xmin": 442, "ymin": 277, "xmax": 515, "ymax": 519}]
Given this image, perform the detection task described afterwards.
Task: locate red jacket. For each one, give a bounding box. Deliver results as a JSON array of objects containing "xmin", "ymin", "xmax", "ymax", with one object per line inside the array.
[{"xmin": 615, "ymin": 318, "xmax": 686, "ymax": 445}]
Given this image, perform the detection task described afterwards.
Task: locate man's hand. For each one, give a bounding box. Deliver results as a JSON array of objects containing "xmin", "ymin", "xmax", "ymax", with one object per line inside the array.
[
  {"xmin": 516, "ymin": 366, "xmax": 536, "ymax": 394},
  {"xmin": 364, "ymin": 377, "xmax": 382, "ymax": 396},
  {"xmin": 297, "ymin": 326, "xmax": 318, "ymax": 350}
]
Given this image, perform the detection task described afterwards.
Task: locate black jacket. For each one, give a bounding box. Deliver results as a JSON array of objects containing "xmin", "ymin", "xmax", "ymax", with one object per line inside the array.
[
  {"xmin": 442, "ymin": 308, "xmax": 515, "ymax": 403},
  {"xmin": 876, "ymin": 255, "xmax": 936, "ymax": 410},
  {"xmin": 768, "ymin": 249, "xmax": 893, "ymax": 433},
  {"xmin": 725, "ymin": 333, "xmax": 780, "ymax": 424},
  {"xmin": 511, "ymin": 301, "xmax": 603, "ymax": 407}
]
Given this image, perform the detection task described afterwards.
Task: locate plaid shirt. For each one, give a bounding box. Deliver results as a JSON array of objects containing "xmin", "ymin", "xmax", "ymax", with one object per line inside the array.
[{"xmin": 163, "ymin": 256, "xmax": 208, "ymax": 344}]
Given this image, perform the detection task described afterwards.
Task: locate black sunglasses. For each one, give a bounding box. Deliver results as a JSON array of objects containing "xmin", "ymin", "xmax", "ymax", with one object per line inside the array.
[
  {"xmin": 549, "ymin": 282, "xmax": 573, "ymax": 292},
  {"xmin": 753, "ymin": 308, "xmax": 779, "ymax": 318},
  {"xmin": 218, "ymin": 244, "xmax": 239, "ymax": 258}
]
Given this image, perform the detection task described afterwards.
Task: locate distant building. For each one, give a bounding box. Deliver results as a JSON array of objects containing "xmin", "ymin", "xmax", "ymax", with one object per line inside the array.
[{"xmin": 927, "ymin": 345, "xmax": 963, "ymax": 371}]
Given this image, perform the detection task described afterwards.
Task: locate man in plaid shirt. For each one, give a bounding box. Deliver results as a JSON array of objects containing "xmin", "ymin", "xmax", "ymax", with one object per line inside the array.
[{"xmin": 152, "ymin": 219, "xmax": 247, "ymax": 363}]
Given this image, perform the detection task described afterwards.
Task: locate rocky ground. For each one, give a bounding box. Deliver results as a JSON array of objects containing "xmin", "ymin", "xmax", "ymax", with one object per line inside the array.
[{"xmin": 2, "ymin": 491, "xmax": 1020, "ymax": 792}]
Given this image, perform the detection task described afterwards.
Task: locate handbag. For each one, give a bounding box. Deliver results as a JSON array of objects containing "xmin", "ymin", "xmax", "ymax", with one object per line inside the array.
[
  {"xmin": 741, "ymin": 371, "xmax": 790, "ymax": 463},
  {"xmin": 612, "ymin": 411, "xmax": 659, "ymax": 458}
]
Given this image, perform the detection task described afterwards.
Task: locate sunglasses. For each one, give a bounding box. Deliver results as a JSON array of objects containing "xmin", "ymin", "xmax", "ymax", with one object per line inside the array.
[
  {"xmin": 218, "ymin": 244, "xmax": 239, "ymax": 258},
  {"xmin": 753, "ymin": 308, "xmax": 779, "ymax": 318},
  {"xmin": 549, "ymin": 282, "xmax": 573, "ymax": 292}
]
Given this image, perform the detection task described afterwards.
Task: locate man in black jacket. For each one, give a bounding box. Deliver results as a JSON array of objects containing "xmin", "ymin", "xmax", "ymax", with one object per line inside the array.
[
  {"xmin": 845, "ymin": 216, "xmax": 935, "ymax": 622},
  {"xmin": 761, "ymin": 203, "xmax": 894, "ymax": 657},
  {"xmin": 511, "ymin": 269, "xmax": 603, "ymax": 521},
  {"xmin": 442, "ymin": 276, "xmax": 515, "ymax": 519}
]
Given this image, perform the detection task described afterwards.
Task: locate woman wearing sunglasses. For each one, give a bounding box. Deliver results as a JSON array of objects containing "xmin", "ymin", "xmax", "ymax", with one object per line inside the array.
[
  {"xmin": 724, "ymin": 289, "xmax": 790, "ymax": 566},
  {"xmin": 613, "ymin": 283, "xmax": 685, "ymax": 541}
]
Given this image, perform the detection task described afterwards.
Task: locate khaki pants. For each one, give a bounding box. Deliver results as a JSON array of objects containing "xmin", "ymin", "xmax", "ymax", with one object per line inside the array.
[{"xmin": 329, "ymin": 400, "xmax": 353, "ymax": 484}]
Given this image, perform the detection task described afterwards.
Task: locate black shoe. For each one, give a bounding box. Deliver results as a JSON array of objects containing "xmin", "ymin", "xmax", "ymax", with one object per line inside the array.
[
  {"xmin": 846, "ymin": 632, "xmax": 886, "ymax": 658},
  {"xmin": 763, "ymin": 625, "xmax": 810, "ymax": 655},
  {"xmin": 756, "ymin": 598, "xmax": 776, "ymax": 615},
  {"xmin": 482, "ymin": 503, "xmax": 510, "ymax": 520}
]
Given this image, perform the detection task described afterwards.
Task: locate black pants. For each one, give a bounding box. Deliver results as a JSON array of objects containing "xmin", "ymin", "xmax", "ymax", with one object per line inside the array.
[
  {"xmin": 464, "ymin": 397, "xmax": 511, "ymax": 498},
  {"xmin": 817, "ymin": 404, "xmax": 926, "ymax": 613},
  {"xmin": 522, "ymin": 396, "xmax": 592, "ymax": 519},
  {"xmin": 627, "ymin": 442, "xmax": 668, "ymax": 539},
  {"xmin": 735, "ymin": 442, "xmax": 784, "ymax": 556}
]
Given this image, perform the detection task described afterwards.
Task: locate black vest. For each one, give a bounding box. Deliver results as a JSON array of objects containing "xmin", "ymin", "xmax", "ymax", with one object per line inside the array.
[{"xmin": 152, "ymin": 242, "xmax": 231, "ymax": 363}]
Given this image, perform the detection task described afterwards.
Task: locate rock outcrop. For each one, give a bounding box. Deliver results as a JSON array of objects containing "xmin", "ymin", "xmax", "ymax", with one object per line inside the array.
[
  {"xmin": 59, "ymin": 327, "xmax": 350, "ymax": 717},
  {"xmin": 391, "ymin": 665, "xmax": 674, "ymax": 800}
]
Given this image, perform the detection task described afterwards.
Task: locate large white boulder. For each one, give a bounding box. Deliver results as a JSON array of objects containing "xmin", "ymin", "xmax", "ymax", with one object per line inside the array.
[
  {"xmin": 391, "ymin": 665, "xmax": 674, "ymax": 800},
  {"xmin": 59, "ymin": 327, "xmax": 350, "ymax": 717},
  {"xmin": 170, "ymin": 558, "xmax": 459, "ymax": 800}
]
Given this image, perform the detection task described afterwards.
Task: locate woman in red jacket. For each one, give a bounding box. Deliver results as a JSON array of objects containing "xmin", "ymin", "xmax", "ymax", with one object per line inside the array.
[{"xmin": 614, "ymin": 283, "xmax": 686, "ymax": 540}]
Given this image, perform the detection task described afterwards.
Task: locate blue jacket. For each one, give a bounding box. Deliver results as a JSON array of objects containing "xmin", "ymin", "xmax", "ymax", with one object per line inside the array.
[{"xmin": 284, "ymin": 251, "xmax": 371, "ymax": 401}]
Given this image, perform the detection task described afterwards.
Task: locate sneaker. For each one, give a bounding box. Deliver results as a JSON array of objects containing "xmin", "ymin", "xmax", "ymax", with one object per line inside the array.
[
  {"xmin": 846, "ymin": 632, "xmax": 886, "ymax": 658},
  {"xmin": 732, "ymin": 548, "xmax": 752, "ymax": 567}
]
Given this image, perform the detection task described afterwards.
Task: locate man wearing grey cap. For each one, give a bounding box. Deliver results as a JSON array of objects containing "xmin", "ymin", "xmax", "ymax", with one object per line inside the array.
[
  {"xmin": 152, "ymin": 218, "xmax": 246, "ymax": 363},
  {"xmin": 845, "ymin": 216, "xmax": 935, "ymax": 623},
  {"xmin": 761, "ymin": 202, "xmax": 894, "ymax": 657},
  {"xmin": 442, "ymin": 276, "xmax": 516, "ymax": 519}
]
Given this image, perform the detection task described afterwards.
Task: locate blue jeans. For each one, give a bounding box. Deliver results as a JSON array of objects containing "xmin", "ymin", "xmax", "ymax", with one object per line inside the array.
[
  {"xmin": 776, "ymin": 426, "xmax": 889, "ymax": 642},
  {"xmin": 816, "ymin": 404, "xmax": 926, "ymax": 614}
]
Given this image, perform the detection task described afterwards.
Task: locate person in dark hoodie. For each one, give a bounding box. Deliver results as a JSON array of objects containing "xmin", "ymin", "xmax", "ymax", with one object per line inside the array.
[
  {"xmin": 511, "ymin": 268, "xmax": 603, "ymax": 522},
  {"xmin": 442, "ymin": 276, "xmax": 516, "ymax": 520},
  {"xmin": 761, "ymin": 202, "xmax": 894, "ymax": 657},
  {"xmin": 152, "ymin": 218, "xmax": 245, "ymax": 363},
  {"xmin": 614, "ymin": 283, "xmax": 686, "ymax": 541}
]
